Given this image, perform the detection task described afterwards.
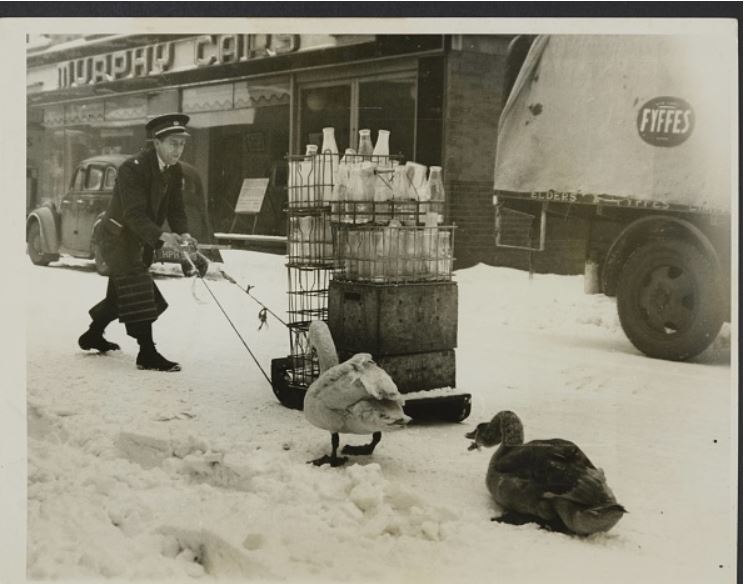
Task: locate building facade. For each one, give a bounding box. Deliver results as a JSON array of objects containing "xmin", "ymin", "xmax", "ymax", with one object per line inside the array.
[{"xmin": 26, "ymin": 32, "xmax": 589, "ymax": 272}]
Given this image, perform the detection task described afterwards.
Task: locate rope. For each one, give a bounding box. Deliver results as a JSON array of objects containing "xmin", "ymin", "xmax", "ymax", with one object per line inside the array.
[
  {"xmin": 197, "ymin": 277, "xmax": 272, "ymax": 385},
  {"xmin": 219, "ymin": 269, "xmax": 289, "ymax": 327},
  {"xmin": 179, "ymin": 248, "xmax": 272, "ymax": 385},
  {"xmin": 190, "ymin": 276, "xmax": 207, "ymax": 304}
]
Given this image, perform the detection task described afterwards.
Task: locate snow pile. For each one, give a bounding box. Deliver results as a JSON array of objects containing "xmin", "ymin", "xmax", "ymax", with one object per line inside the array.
[
  {"xmin": 457, "ymin": 263, "xmax": 622, "ymax": 331},
  {"xmin": 29, "ymin": 423, "xmax": 455, "ymax": 581},
  {"xmin": 18, "ymin": 250, "xmax": 736, "ymax": 583}
]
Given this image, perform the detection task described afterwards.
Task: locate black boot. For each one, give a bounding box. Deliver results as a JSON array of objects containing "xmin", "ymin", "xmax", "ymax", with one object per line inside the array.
[
  {"xmin": 136, "ymin": 346, "xmax": 181, "ymax": 372},
  {"xmin": 78, "ymin": 324, "xmax": 120, "ymax": 353},
  {"xmin": 129, "ymin": 322, "xmax": 180, "ymax": 372}
]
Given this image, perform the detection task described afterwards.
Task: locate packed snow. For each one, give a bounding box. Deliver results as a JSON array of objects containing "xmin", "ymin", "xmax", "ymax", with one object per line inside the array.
[{"xmin": 16, "ymin": 249, "xmax": 737, "ymax": 583}]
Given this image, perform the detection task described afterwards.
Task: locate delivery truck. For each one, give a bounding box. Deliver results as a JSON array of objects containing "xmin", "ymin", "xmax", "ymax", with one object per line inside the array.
[{"xmin": 493, "ymin": 34, "xmax": 735, "ymax": 361}]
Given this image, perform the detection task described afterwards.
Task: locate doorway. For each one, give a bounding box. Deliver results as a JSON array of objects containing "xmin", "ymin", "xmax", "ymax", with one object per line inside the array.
[{"xmin": 208, "ymin": 104, "xmax": 290, "ymax": 234}]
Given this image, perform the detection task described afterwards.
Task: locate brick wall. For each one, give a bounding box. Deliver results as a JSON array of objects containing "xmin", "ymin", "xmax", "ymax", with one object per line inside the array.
[
  {"xmin": 448, "ymin": 180, "xmax": 590, "ymax": 274},
  {"xmin": 447, "ymin": 179, "xmax": 495, "ymax": 267},
  {"xmin": 443, "ymin": 45, "xmax": 506, "ymax": 268},
  {"xmin": 443, "ymin": 39, "xmax": 589, "ymax": 275},
  {"xmin": 443, "ymin": 48, "xmax": 506, "ymax": 184}
]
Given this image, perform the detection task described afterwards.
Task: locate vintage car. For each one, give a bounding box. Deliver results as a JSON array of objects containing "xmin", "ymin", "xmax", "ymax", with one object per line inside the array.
[{"xmin": 26, "ymin": 154, "xmax": 211, "ymax": 276}]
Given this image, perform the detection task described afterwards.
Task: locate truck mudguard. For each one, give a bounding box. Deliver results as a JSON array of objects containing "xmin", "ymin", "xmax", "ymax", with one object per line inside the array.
[{"xmin": 601, "ymin": 214, "xmax": 721, "ymax": 296}]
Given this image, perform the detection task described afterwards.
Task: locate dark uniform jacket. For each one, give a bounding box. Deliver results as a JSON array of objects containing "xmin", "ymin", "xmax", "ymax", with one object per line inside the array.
[{"xmin": 99, "ymin": 147, "xmax": 189, "ymax": 275}]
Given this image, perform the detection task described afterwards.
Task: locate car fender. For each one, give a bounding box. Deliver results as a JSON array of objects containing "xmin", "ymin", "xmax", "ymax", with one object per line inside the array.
[
  {"xmin": 26, "ymin": 206, "xmax": 60, "ymax": 254},
  {"xmin": 601, "ymin": 215, "xmax": 720, "ymax": 297}
]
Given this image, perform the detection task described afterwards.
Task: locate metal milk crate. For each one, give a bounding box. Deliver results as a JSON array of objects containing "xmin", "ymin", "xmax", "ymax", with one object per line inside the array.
[
  {"xmin": 327, "ymin": 280, "xmax": 458, "ymax": 356},
  {"xmin": 337, "ymin": 348, "xmax": 457, "ymax": 394}
]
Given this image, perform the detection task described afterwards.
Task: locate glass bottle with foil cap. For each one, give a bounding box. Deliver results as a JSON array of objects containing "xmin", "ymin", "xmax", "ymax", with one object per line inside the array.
[
  {"xmin": 321, "ymin": 127, "xmax": 339, "ymax": 155},
  {"xmin": 372, "ymin": 129, "xmax": 390, "ymax": 157},
  {"xmin": 353, "ymin": 162, "xmax": 375, "ymax": 223},
  {"xmin": 427, "ymin": 165, "xmax": 445, "ymax": 224},
  {"xmin": 337, "ymin": 148, "xmax": 357, "ymax": 223},
  {"xmin": 318, "ymin": 128, "xmax": 338, "ymax": 203},
  {"xmin": 392, "ymin": 164, "xmax": 415, "ymax": 225},
  {"xmin": 347, "ymin": 165, "xmax": 366, "ymax": 223},
  {"xmin": 357, "ymin": 129, "xmax": 374, "ymax": 159},
  {"xmin": 299, "ymin": 145, "xmax": 317, "ymax": 204}
]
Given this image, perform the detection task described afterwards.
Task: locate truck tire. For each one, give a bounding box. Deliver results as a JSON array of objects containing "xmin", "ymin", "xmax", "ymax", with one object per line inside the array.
[
  {"xmin": 27, "ymin": 221, "xmax": 58, "ymax": 266},
  {"xmin": 617, "ymin": 239, "xmax": 724, "ymax": 361}
]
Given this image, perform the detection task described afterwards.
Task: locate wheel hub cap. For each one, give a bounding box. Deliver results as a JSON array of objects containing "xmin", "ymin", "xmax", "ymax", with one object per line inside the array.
[{"xmin": 639, "ymin": 265, "xmax": 695, "ymax": 334}]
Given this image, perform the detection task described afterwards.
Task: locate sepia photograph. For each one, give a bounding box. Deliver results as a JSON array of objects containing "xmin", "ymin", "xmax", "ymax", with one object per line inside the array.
[{"xmin": 0, "ymin": 5, "xmax": 740, "ymax": 584}]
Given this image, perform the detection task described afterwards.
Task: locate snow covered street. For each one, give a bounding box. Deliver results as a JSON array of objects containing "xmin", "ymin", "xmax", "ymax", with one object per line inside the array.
[{"xmin": 18, "ymin": 250, "xmax": 737, "ymax": 583}]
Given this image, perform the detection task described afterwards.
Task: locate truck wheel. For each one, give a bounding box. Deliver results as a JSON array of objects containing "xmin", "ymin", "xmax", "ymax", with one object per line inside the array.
[
  {"xmin": 27, "ymin": 221, "xmax": 58, "ymax": 266},
  {"xmin": 617, "ymin": 240, "xmax": 724, "ymax": 361},
  {"xmin": 93, "ymin": 241, "xmax": 110, "ymax": 276}
]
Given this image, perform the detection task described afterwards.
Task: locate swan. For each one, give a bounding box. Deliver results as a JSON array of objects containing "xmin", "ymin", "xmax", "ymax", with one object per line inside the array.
[
  {"xmin": 466, "ymin": 410, "xmax": 626, "ymax": 535},
  {"xmin": 304, "ymin": 321, "xmax": 409, "ymax": 467}
]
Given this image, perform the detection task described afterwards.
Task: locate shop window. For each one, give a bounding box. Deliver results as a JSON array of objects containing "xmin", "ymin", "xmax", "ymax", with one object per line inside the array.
[
  {"xmin": 206, "ymin": 98, "xmax": 290, "ymax": 234},
  {"xmin": 35, "ymin": 122, "xmax": 145, "ymax": 204},
  {"xmin": 416, "ymin": 56, "xmax": 444, "ymax": 167},
  {"xmin": 299, "ymin": 84, "xmax": 352, "ymax": 152},
  {"xmin": 358, "ymin": 77, "xmax": 416, "ymax": 158},
  {"xmin": 297, "ymin": 73, "xmax": 417, "ymax": 160},
  {"xmin": 85, "ymin": 166, "xmax": 104, "ymax": 191}
]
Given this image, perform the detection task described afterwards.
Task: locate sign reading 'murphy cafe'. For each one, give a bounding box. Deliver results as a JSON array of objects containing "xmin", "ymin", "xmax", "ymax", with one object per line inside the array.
[{"xmin": 57, "ymin": 34, "xmax": 300, "ymax": 89}]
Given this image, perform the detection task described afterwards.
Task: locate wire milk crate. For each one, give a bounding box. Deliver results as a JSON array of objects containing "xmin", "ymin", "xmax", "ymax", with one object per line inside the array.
[
  {"xmin": 272, "ymin": 146, "xmax": 469, "ymax": 422},
  {"xmin": 330, "ymin": 200, "xmax": 446, "ymax": 226},
  {"xmin": 286, "ymin": 152, "xmax": 403, "ymax": 207},
  {"xmin": 286, "ymin": 264, "xmax": 331, "ymax": 325},
  {"xmin": 271, "ymin": 150, "xmax": 355, "ymax": 407},
  {"xmin": 275, "ymin": 151, "xmax": 405, "ymax": 405},
  {"xmin": 288, "ymin": 152, "xmax": 415, "ymax": 216},
  {"xmin": 333, "ymin": 223, "xmax": 455, "ymax": 284},
  {"xmin": 287, "ymin": 212, "xmax": 335, "ymax": 267},
  {"xmin": 283, "ymin": 264, "xmax": 332, "ymax": 390},
  {"xmin": 273, "ymin": 260, "xmax": 333, "ymax": 407},
  {"xmin": 287, "ymin": 152, "xmax": 337, "ymax": 210}
]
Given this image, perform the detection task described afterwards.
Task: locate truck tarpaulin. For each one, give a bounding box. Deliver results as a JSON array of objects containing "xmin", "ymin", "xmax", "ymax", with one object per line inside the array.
[{"xmin": 493, "ymin": 35, "xmax": 735, "ymax": 213}]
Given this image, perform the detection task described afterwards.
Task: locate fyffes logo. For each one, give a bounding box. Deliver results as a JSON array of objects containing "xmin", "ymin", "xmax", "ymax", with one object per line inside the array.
[{"xmin": 637, "ymin": 97, "xmax": 695, "ymax": 147}]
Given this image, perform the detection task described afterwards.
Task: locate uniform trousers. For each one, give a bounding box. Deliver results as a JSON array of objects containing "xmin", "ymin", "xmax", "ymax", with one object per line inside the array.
[{"xmin": 88, "ymin": 274, "xmax": 168, "ymax": 342}]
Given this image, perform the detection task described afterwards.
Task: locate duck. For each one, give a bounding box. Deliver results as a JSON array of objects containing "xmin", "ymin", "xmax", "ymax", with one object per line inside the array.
[
  {"xmin": 466, "ymin": 410, "xmax": 626, "ymax": 535},
  {"xmin": 303, "ymin": 320, "xmax": 410, "ymax": 467}
]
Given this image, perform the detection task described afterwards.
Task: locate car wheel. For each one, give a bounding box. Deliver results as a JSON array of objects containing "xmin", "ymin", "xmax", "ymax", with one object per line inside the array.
[
  {"xmin": 93, "ymin": 241, "xmax": 110, "ymax": 276},
  {"xmin": 616, "ymin": 239, "xmax": 724, "ymax": 361},
  {"xmin": 27, "ymin": 221, "xmax": 58, "ymax": 266}
]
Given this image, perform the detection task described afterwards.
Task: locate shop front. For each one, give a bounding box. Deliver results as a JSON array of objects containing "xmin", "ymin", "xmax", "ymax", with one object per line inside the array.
[{"xmin": 27, "ymin": 33, "xmax": 514, "ymax": 263}]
